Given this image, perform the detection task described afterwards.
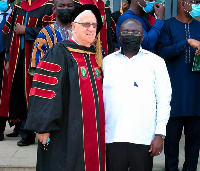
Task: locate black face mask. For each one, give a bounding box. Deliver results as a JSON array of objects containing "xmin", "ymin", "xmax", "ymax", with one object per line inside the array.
[
  {"xmin": 57, "ymin": 9, "xmax": 73, "ymax": 24},
  {"xmin": 121, "ymin": 35, "xmax": 142, "ymax": 53}
]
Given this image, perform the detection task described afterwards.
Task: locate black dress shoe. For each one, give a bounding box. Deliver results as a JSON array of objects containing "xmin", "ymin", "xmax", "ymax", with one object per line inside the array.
[
  {"xmin": 17, "ymin": 138, "xmax": 35, "ymax": 146},
  {"xmin": 0, "ymin": 134, "xmax": 4, "ymax": 141},
  {"xmin": 6, "ymin": 131, "xmax": 19, "ymax": 137}
]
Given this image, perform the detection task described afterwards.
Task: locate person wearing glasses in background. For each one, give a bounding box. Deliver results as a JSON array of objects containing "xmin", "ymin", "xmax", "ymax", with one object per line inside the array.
[
  {"xmin": 157, "ymin": 0, "xmax": 200, "ymax": 170},
  {"xmin": 116, "ymin": 0, "xmax": 165, "ymax": 54},
  {"xmin": 24, "ymin": 4, "xmax": 106, "ymax": 171},
  {"xmin": 29, "ymin": 0, "xmax": 74, "ymax": 73},
  {"xmin": 103, "ymin": 19, "xmax": 172, "ymax": 171}
]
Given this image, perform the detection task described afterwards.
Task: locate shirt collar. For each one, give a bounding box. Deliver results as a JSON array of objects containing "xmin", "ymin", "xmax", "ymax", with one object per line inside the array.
[
  {"xmin": 53, "ymin": 22, "xmax": 65, "ymax": 31},
  {"xmin": 120, "ymin": 46, "xmax": 148, "ymax": 59}
]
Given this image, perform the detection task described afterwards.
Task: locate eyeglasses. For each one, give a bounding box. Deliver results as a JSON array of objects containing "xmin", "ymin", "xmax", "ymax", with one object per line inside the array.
[
  {"xmin": 121, "ymin": 30, "xmax": 142, "ymax": 36},
  {"xmin": 74, "ymin": 22, "xmax": 98, "ymax": 28}
]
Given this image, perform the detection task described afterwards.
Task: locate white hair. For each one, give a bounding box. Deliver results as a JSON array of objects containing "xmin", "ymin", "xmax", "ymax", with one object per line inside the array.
[{"xmin": 74, "ymin": 10, "xmax": 96, "ymax": 22}]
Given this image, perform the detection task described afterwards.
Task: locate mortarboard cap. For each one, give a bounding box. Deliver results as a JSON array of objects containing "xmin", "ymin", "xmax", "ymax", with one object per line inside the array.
[{"xmin": 71, "ymin": 4, "xmax": 103, "ymax": 35}]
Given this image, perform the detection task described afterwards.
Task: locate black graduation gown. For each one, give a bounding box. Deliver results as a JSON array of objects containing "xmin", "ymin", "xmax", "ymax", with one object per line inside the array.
[{"xmin": 24, "ymin": 40, "xmax": 105, "ymax": 171}]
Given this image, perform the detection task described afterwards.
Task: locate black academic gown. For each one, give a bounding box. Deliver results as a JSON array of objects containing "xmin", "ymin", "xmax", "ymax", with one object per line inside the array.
[{"xmin": 25, "ymin": 40, "xmax": 105, "ymax": 171}]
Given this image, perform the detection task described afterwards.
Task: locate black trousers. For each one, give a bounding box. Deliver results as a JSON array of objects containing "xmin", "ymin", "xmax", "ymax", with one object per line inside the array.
[
  {"xmin": 0, "ymin": 117, "xmax": 7, "ymax": 134},
  {"xmin": 106, "ymin": 142, "xmax": 153, "ymax": 171},
  {"xmin": 164, "ymin": 116, "xmax": 200, "ymax": 171}
]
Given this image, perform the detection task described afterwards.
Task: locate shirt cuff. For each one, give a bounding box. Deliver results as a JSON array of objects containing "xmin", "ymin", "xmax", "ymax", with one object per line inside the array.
[{"xmin": 177, "ymin": 39, "xmax": 189, "ymax": 52}]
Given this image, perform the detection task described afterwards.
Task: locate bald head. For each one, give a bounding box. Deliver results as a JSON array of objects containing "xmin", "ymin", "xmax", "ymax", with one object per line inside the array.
[{"xmin": 120, "ymin": 19, "xmax": 143, "ymax": 34}]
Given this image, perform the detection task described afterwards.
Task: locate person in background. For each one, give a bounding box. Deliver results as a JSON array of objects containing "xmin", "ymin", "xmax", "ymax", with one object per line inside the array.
[
  {"xmin": 30, "ymin": 0, "xmax": 74, "ymax": 71},
  {"xmin": 158, "ymin": 0, "xmax": 200, "ymax": 170},
  {"xmin": 0, "ymin": 0, "xmax": 12, "ymax": 141},
  {"xmin": 24, "ymin": 4, "xmax": 105, "ymax": 171},
  {"xmin": 0, "ymin": 0, "xmax": 55, "ymax": 146},
  {"xmin": 116, "ymin": 0, "xmax": 164, "ymax": 53},
  {"xmin": 103, "ymin": 19, "xmax": 171, "ymax": 171},
  {"xmin": 111, "ymin": 0, "xmax": 131, "ymax": 24}
]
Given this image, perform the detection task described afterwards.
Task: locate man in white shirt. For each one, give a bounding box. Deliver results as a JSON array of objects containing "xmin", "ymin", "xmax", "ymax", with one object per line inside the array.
[{"xmin": 103, "ymin": 19, "xmax": 172, "ymax": 171}]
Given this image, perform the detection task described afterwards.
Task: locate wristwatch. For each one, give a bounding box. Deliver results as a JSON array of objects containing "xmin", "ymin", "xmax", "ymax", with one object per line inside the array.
[{"xmin": 155, "ymin": 134, "xmax": 165, "ymax": 139}]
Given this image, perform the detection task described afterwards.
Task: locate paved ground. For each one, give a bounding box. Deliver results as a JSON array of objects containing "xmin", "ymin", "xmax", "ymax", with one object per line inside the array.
[{"xmin": 0, "ymin": 123, "xmax": 200, "ymax": 170}]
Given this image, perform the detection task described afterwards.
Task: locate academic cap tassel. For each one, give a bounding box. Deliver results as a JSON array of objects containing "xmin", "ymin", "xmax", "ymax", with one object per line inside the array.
[{"xmin": 95, "ymin": 33, "xmax": 103, "ymax": 68}]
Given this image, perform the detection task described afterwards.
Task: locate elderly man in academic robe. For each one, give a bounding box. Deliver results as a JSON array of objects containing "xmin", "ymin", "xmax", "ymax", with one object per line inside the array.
[{"xmin": 25, "ymin": 4, "xmax": 105, "ymax": 171}]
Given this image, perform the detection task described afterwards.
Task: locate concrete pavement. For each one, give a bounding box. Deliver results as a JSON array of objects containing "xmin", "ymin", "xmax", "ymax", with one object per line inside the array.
[{"xmin": 0, "ymin": 123, "xmax": 200, "ymax": 171}]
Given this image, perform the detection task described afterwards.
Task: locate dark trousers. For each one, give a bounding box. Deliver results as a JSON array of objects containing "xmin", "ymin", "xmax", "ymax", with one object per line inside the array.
[
  {"xmin": 0, "ymin": 117, "xmax": 7, "ymax": 134},
  {"xmin": 164, "ymin": 116, "xmax": 200, "ymax": 171},
  {"xmin": 19, "ymin": 120, "xmax": 35, "ymax": 140},
  {"xmin": 8, "ymin": 49, "xmax": 35, "ymax": 141},
  {"xmin": 106, "ymin": 142, "xmax": 153, "ymax": 171}
]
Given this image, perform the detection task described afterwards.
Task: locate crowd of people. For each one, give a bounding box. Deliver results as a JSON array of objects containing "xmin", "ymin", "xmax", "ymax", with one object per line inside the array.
[{"xmin": 0, "ymin": 0, "xmax": 200, "ymax": 170}]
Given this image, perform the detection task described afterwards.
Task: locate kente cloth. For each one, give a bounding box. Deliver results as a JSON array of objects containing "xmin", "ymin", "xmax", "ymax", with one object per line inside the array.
[
  {"xmin": 0, "ymin": 0, "xmax": 55, "ymax": 119},
  {"xmin": 31, "ymin": 22, "xmax": 72, "ymax": 68},
  {"xmin": 25, "ymin": 39, "xmax": 105, "ymax": 171}
]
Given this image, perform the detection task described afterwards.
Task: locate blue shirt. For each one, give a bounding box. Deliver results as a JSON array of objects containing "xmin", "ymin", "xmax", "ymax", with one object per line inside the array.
[
  {"xmin": 116, "ymin": 10, "xmax": 164, "ymax": 54},
  {"xmin": 158, "ymin": 17, "xmax": 200, "ymax": 117}
]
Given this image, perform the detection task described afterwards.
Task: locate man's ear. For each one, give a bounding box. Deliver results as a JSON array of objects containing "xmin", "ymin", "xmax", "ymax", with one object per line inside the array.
[
  {"xmin": 71, "ymin": 22, "xmax": 76, "ymax": 32},
  {"xmin": 180, "ymin": 0, "xmax": 185, "ymax": 7}
]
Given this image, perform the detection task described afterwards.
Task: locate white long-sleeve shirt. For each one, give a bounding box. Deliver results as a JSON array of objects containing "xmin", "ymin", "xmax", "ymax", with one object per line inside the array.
[{"xmin": 103, "ymin": 48, "xmax": 172, "ymax": 145}]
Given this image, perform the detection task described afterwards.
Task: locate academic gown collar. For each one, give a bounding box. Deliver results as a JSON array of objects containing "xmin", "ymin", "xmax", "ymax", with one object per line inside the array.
[
  {"xmin": 21, "ymin": 0, "xmax": 50, "ymax": 12},
  {"xmin": 60, "ymin": 39, "xmax": 96, "ymax": 54}
]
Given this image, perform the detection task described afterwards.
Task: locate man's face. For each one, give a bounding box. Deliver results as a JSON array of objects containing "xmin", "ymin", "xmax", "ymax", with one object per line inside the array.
[
  {"xmin": 72, "ymin": 11, "xmax": 97, "ymax": 47},
  {"xmin": 137, "ymin": 0, "xmax": 154, "ymax": 7},
  {"xmin": 183, "ymin": 0, "xmax": 200, "ymax": 12},
  {"xmin": 119, "ymin": 22, "xmax": 143, "ymax": 43},
  {"xmin": 119, "ymin": 21, "xmax": 144, "ymax": 53},
  {"xmin": 122, "ymin": 1, "xmax": 130, "ymax": 12}
]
